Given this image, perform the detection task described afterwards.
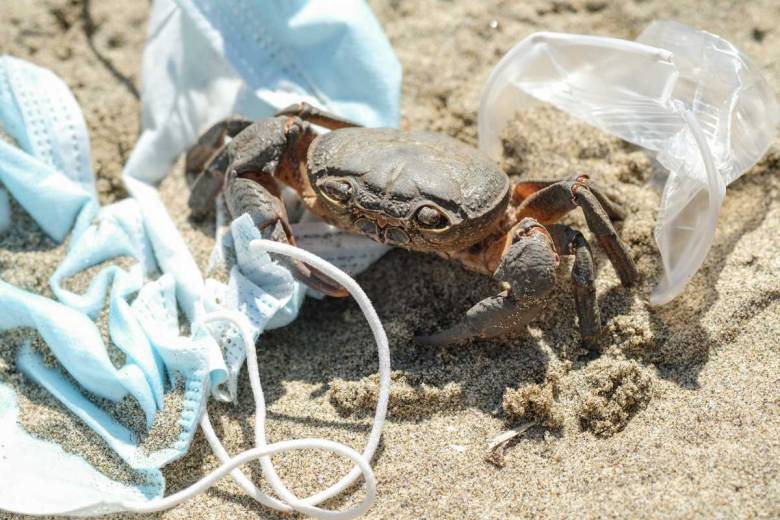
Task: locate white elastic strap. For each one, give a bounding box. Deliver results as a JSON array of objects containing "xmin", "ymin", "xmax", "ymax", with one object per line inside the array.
[
  {"xmin": 248, "ymin": 239, "xmax": 391, "ymax": 506},
  {"xmin": 122, "ymin": 438, "xmax": 374, "ymax": 516},
  {"xmin": 123, "ymin": 239, "xmax": 391, "ymax": 519}
]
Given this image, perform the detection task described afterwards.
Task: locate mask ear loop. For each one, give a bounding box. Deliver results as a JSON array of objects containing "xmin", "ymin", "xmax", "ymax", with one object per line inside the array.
[
  {"xmin": 122, "ymin": 437, "xmax": 374, "ymax": 518},
  {"xmin": 123, "ymin": 239, "xmax": 391, "ymax": 520},
  {"xmin": 248, "ymin": 239, "xmax": 391, "ymax": 507}
]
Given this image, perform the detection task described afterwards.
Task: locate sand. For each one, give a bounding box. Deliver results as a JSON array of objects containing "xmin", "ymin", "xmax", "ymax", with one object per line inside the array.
[{"xmin": 1, "ymin": 0, "xmax": 779, "ymax": 518}]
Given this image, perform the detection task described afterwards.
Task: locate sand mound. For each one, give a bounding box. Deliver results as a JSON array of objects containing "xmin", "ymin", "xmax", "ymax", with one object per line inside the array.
[
  {"xmin": 329, "ymin": 371, "xmax": 464, "ymax": 420},
  {"xmin": 502, "ymin": 377, "xmax": 563, "ymax": 431},
  {"xmin": 577, "ymin": 358, "xmax": 652, "ymax": 437}
]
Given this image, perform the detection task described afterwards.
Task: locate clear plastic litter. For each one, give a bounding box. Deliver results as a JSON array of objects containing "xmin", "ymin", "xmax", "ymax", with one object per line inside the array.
[{"xmin": 479, "ymin": 20, "xmax": 779, "ymax": 304}]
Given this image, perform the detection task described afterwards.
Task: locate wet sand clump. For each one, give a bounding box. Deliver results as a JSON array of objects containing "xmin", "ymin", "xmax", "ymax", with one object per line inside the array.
[
  {"xmin": 330, "ymin": 371, "xmax": 464, "ymax": 419},
  {"xmin": 577, "ymin": 358, "xmax": 652, "ymax": 437}
]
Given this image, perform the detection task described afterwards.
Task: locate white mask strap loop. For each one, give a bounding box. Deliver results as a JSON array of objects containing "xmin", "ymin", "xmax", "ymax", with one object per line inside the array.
[{"xmin": 123, "ymin": 239, "xmax": 391, "ymax": 519}]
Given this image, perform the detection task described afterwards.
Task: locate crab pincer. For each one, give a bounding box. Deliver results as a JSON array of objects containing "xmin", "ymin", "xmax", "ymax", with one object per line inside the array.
[{"xmin": 416, "ymin": 219, "xmax": 558, "ymax": 345}]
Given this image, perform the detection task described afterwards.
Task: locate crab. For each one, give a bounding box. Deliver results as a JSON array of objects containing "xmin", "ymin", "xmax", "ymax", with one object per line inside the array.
[{"xmin": 186, "ymin": 102, "xmax": 639, "ymax": 347}]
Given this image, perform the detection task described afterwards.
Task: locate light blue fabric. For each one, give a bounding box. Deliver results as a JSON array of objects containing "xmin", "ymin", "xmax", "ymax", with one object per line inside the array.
[
  {"xmin": 126, "ymin": 0, "xmax": 401, "ymax": 187},
  {"xmin": 187, "ymin": 0, "xmax": 400, "ymax": 128},
  {"xmin": 0, "ymin": 280, "xmax": 157, "ymax": 412},
  {"xmin": 0, "ymin": 56, "xmax": 96, "ymax": 241},
  {"xmin": 0, "ymin": 55, "xmax": 219, "ymax": 512},
  {"xmin": 0, "ymin": 384, "xmax": 153, "ymax": 516},
  {"xmin": 0, "ymin": 0, "xmax": 401, "ymax": 515},
  {"xmin": 203, "ymin": 214, "xmax": 309, "ymax": 401}
]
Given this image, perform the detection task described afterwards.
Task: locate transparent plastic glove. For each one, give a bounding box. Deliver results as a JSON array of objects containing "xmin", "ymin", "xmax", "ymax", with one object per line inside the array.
[{"xmin": 479, "ymin": 21, "xmax": 779, "ymax": 304}]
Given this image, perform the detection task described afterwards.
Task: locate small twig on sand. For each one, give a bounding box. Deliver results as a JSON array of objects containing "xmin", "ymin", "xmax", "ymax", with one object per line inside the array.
[{"xmin": 485, "ymin": 422, "xmax": 535, "ymax": 468}]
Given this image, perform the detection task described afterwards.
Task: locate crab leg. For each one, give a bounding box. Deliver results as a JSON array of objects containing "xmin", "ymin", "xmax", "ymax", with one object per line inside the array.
[
  {"xmin": 187, "ymin": 105, "xmax": 356, "ymax": 219},
  {"xmin": 548, "ymin": 224, "xmax": 600, "ymax": 348},
  {"xmin": 513, "ymin": 176, "xmax": 638, "ymax": 286},
  {"xmin": 513, "ymin": 175, "xmax": 625, "ymax": 221},
  {"xmin": 416, "ymin": 219, "xmax": 558, "ymax": 345},
  {"xmin": 187, "ymin": 116, "xmax": 254, "ymax": 219},
  {"xmin": 186, "ymin": 116, "xmax": 254, "ymax": 182}
]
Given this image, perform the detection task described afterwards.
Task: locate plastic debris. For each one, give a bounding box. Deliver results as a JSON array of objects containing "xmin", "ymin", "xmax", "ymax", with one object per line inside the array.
[{"xmin": 479, "ymin": 21, "xmax": 779, "ymax": 304}]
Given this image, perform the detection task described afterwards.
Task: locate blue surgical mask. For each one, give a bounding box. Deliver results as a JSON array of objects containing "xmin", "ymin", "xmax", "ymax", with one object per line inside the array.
[{"xmin": 0, "ymin": 0, "xmax": 398, "ymax": 516}]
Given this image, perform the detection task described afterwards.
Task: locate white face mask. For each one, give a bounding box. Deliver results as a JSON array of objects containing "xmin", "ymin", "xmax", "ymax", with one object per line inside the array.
[{"xmin": 0, "ymin": 0, "xmax": 400, "ymax": 516}]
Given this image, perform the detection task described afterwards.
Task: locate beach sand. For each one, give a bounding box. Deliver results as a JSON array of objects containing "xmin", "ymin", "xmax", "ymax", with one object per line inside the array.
[{"xmin": 1, "ymin": 0, "xmax": 779, "ymax": 518}]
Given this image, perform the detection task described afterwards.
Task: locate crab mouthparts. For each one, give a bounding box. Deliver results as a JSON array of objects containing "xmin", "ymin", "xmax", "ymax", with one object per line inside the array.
[{"xmin": 353, "ymin": 217, "xmax": 410, "ymax": 245}]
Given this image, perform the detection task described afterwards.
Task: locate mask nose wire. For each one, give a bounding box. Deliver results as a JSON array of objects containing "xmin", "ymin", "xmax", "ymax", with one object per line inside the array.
[{"xmin": 122, "ymin": 239, "xmax": 391, "ymax": 519}]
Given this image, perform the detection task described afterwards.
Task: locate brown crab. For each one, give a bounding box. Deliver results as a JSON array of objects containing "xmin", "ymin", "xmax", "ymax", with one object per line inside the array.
[{"xmin": 186, "ymin": 103, "xmax": 638, "ymax": 347}]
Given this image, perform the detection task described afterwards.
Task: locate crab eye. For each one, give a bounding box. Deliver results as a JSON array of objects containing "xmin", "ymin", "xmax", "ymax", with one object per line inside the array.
[
  {"xmin": 321, "ymin": 179, "xmax": 352, "ymax": 202},
  {"xmin": 415, "ymin": 206, "xmax": 448, "ymax": 230}
]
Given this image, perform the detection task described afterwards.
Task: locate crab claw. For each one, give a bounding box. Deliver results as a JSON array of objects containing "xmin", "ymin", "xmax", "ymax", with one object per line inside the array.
[
  {"xmin": 415, "ymin": 291, "xmax": 545, "ymax": 346},
  {"xmin": 416, "ymin": 220, "xmax": 558, "ymax": 345}
]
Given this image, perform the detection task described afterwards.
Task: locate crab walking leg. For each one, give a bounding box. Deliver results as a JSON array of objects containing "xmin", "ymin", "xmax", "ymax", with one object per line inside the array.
[
  {"xmin": 225, "ymin": 173, "xmax": 347, "ymax": 297},
  {"xmin": 417, "ymin": 220, "xmax": 558, "ymax": 345},
  {"xmin": 187, "ymin": 116, "xmax": 254, "ymax": 219},
  {"xmin": 514, "ymin": 177, "xmax": 639, "ymax": 286},
  {"xmin": 513, "ymin": 175, "xmax": 625, "ymax": 221},
  {"xmin": 186, "ymin": 116, "xmax": 254, "ymax": 181},
  {"xmin": 573, "ymin": 187, "xmax": 638, "ymax": 287},
  {"xmin": 548, "ymin": 224, "xmax": 600, "ymax": 348},
  {"xmin": 275, "ymin": 101, "xmax": 361, "ymax": 130},
  {"xmin": 188, "ymin": 151, "xmax": 230, "ymax": 220}
]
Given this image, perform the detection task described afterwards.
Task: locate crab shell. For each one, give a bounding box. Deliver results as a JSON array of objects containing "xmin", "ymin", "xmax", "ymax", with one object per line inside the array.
[{"xmin": 306, "ymin": 128, "xmax": 511, "ymax": 253}]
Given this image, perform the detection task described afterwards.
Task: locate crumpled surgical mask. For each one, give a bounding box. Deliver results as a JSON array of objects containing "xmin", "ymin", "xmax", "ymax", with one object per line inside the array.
[
  {"xmin": 0, "ymin": 0, "xmax": 399, "ymax": 517},
  {"xmin": 479, "ymin": 20, "xmax": 779, "ymax": 304}
]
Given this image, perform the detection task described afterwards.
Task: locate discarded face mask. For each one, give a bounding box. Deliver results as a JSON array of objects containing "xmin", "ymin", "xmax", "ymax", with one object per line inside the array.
[
  {"xmin": 122, "ymin": 0, "xmax": 397, "ymax": 322},
  {"xmin": 1, "ymin": 246, "xmax": 391, "ymax": 518},
  {"xmin": 126, "ymin": 0, "xmax": 401, "ymax": 186},
  {"xmin": 479, "ymin": 20, "xmax": 779, "ymax": 305},
  {"xmin": 0, "ymin": 0, "xmax": 400, "ymax": 516}
]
